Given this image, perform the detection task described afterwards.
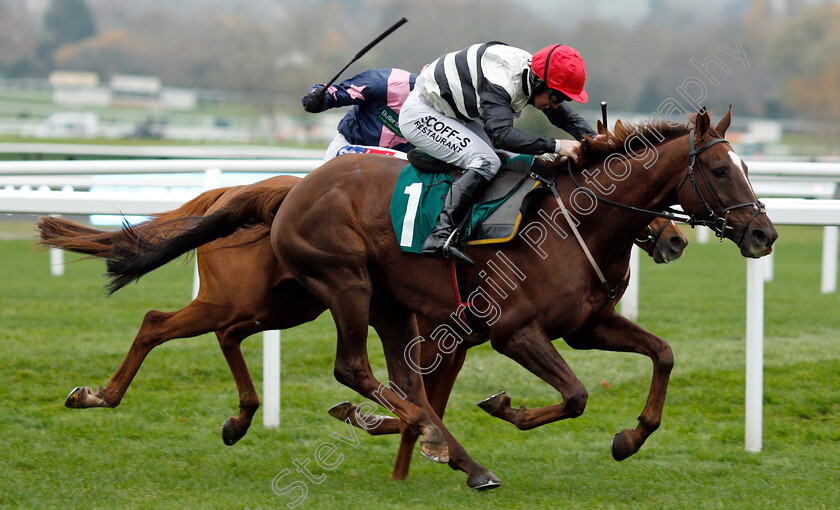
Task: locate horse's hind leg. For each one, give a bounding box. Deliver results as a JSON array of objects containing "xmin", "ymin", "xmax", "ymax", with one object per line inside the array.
[
  {"xmin": 324, "ymin": 344, "xmax": 449, "ymax": 438},
  {"xmin": 391, "ymin": 343, "xmax": 469, "ymax": 482},
  {"xmin": 65, "ymin": 300, "xmax": 223, "ymax": 409},
  {"xmin": 326, "ymin": 288, "xmax": 438, "ymax": 444},
  {"xmin": 218, "ymin": 283, "xmax": 327, "ymax": 446},
  {"xmin": 565, "ymin": 311, "xmax": 674, "ymax": 461},
  {"xmin": 327, "ymin": 333, "xmax": 467, "ymax": 438},
  {"xmin": 272, "ymin": 193, "xmax": 485, "ymax": 487},
  {"xmin": 328, "ymin": 283, "xmax": 468, "ymax": 472},
  {"xmin": 326, "ymin": 332, "xmax": 480, "ymax": 484},
  {"xmin": 371, "ymin": 302, "xmax": 499, "ymax": 490},
  {"xmin": 215, "ymin": 321, "xmax": 262, "ymax": 446},
  {"xmin": 327, "ymin": 402, "xmax": 401, "ymax": 435}
]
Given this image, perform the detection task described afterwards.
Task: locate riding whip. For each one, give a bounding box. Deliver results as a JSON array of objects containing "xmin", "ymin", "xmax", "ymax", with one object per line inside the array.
[
  {"xmin": 322, "ymin": 17, "xmax": 408, "ymax": 91},
  {"xmin": 601, "ymin": 101, "xmax": 608, "ymax": 129}
]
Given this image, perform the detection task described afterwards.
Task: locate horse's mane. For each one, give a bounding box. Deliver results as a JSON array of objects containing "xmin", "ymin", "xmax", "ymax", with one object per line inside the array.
[{"xmin": 577, "ymin": 118, "xmax": 692, "ymax": 167}]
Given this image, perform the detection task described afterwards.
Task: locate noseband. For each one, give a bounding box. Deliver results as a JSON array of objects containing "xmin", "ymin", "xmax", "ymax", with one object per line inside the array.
[{"xmin": 564, "ymin": 128, "xmax": 766, "ymax": 247}]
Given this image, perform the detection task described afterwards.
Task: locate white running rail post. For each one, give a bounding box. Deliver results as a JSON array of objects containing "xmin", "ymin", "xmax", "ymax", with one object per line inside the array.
[
  {"xmin": 263, "ymin": 330, "xmax": 281, "ymax": 428},
  {"xmin": 621, "ymin": 245, "xmax": 640, "ymax": 320},
  {"xmin": 745, "ymin": 257, "xmax": 765, "ymax": 453},
  {"xmin": 822, "ymin": 226, "xmax": 838, "ymax": 294},
  {"xmin": 192, "ymin": 168, "xmax": 221, "ymax": 299}
]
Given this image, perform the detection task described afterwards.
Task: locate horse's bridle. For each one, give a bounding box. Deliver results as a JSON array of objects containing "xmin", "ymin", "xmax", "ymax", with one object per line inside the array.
[
  {"xmin": 635, "ymin": 219, "xmax": 669, "ymax": 247},
  {"xmin": 674, "ymin": 129, "xmax": 766, "ymax": 246},
  {"xmin": 529, "ymin": 127, "xmax": 766, "ymax": 301},
  {"xmin": 564, "ymin": 128, "xmax": 766, "ymax": 247}
]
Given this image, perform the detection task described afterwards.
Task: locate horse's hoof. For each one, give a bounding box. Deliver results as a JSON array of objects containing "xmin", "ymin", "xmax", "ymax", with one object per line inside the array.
[
  {"xmin": 327, "ymin": 401, "xmax": 353, "ymax": 421},
  {"xmin": 65, "ymin": 386, "xmax": 97, "ymax": 408},
  {"xmin": 420, "ymin": 442, "xmax": 450, "ymax": 464},
  {"xmin": 467, "ymin": 470, "xmax": 502, "ymax": 491},
  {"xmin": 222, "ymin": 417, "xmax": 245, "ymax": 446},
  {"xmin": 420, "ymin": 426, "xmax": 449, "ymax": 464},
  {"xmin": 477, "ymin": 391, "xmax": 508, "ymax": 415},
  {"xmin": 65, "ymin": 386, "xmax": 110, "ymax": 408},
  {"xmin": 65, "ymin": 387, "xmax": 85, "ymax": 408},
  {"xmin": 611, "ymin": 429, "xmax": 637, "ymax": 461}
]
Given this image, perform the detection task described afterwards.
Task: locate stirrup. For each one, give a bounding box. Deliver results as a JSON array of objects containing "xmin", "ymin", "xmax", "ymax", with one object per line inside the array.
[
  {"xmin": 440, "ymin": 229, "xmax": 459, "ymax": 256},
  {"xmin": 442, "ymin": 232, "xmax": 475, "ymax": 266}
]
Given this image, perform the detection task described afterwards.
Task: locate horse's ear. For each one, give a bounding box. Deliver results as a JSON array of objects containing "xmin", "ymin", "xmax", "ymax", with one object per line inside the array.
[
  {"xmin": 695, "ymin": 107, "xmax": 711, "ymax": 137},
  {"xmin": 613, "ymin": 119, "xmax": 626, "ymax": 137},
  {"xmin": 715, "ymin": 105, "xmax": 733, "ymax": 136},
  {"xmin": 596, "ymin": 119, "xmax": 606, "ymax": 134}
]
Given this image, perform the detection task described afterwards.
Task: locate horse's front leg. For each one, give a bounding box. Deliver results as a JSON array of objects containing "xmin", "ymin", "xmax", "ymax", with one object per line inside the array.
[
  {"xmin": 564, "ymin": 310, "xmax": 674, "ymax": 461},
  {"xmin": 481, "ymin": 322, "xmax": 589, "ymax": 429}
]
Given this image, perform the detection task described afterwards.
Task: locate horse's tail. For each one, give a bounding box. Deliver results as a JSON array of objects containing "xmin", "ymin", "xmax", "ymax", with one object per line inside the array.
[
  {"xmin": 105, "ymin": 184, "xmax": 292, "ymax": 294},
  {"xmin": 151, "ymin": 185, "xmax": 232, "ymax": 221},
  {"xmin": 38, "ymin": 186, "xmax": 233, "ymax": 258}
]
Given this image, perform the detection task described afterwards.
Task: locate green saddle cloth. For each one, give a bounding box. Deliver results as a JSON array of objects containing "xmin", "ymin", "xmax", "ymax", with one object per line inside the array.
[{"xmin": 390, "ymin": 154, "xmax": 538, "ymax": 253}]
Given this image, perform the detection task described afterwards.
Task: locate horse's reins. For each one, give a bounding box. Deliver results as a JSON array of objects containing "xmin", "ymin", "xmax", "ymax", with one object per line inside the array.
[
  {"xmin": 537, "ymin": 127, "xmax": 765, "ymax": 300},
  {"xmin": 510, "ymin": 161, "xmax": 628, "ymax": 299},
  {"xmin": 563, "ymin": 129, "xmax": 766, "ymax": 238},
  {"xmin": 568, "ymin": 129, "xmax": 765, "ymax": 243}
]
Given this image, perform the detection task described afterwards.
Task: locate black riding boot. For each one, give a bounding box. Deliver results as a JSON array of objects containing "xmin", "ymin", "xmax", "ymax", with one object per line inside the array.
[{"xmin": 422, "ymin": 169, "xmax": 490, "ymax": 266}]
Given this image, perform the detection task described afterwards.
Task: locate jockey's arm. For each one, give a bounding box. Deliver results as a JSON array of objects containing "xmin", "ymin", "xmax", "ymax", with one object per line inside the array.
[
  {"xmin": 302, "ymin": 70, "xmax": 386, "ymax": 113},
  {"xmin": 480, "ymin": 84, "xmax": 557, "ymax": 155},
  {"xmin": 542, "ymin": 103, "xmax": 597, "ymax": 140}
]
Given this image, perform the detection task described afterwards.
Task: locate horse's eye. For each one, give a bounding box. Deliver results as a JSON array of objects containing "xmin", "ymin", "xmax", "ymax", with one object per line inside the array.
[{"xmin": 711, "ymin": 168, "xmax": 726, "ymax": 178}]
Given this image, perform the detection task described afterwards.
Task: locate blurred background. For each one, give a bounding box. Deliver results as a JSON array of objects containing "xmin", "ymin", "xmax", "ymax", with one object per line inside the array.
[{"xmin": 0, "ymin": 0, "xmax": 838, "ymax": 156}]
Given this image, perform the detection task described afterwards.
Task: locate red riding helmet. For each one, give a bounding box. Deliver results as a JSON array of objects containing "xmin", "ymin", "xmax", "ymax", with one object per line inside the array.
[{"xmin": 531, "ymin": 45, "xmax": 588, "ymax": 103}]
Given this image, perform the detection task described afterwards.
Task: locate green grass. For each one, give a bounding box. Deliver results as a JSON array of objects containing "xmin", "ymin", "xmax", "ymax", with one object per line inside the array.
[{"xmin": 1, "ymin": 223, "xmax": 838, "ymax": 509}]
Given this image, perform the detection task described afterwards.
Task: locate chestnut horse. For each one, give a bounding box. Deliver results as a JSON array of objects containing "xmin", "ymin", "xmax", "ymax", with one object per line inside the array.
[
  {"xmin": 41, "ymin": 176, "xmax": 321, "ymax": 445},
  {"xmin": 40, "ymin": 180, "xmax": 685, "ymax": 451},
  {"xmin": 74, "ymin": 108, "xmax": 776, "ymax": 489}
]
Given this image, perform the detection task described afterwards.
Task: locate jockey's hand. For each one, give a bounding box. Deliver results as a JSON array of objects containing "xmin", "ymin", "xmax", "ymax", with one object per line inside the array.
[
  {"xmin": 553, "ymin": 139, "xmax": 581, "ymax": 163},
  {"xmin": 302, "ymin": 87, "xmax": 327, "ymax": 113}
]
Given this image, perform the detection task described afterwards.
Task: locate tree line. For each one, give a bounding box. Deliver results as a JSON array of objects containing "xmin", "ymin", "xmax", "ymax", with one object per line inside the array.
[{"xmin": 1, "ymin": 0, "xmax": 838, "ymax": 121}]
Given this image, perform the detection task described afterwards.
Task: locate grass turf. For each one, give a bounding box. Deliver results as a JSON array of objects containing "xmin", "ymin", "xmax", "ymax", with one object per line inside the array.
[{"xmin": 0, "ymin": 223, "xmax": 837, "ymax": 509}]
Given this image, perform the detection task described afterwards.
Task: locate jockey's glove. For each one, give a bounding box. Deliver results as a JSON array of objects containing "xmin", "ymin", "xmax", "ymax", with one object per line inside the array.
[
  {"xmin": 554, "ymin": 139, "xmax": 581, "ymax": 163},
  {"xmin": 302, "ymin": 87, "xmax": 327, "ymax": 113}
]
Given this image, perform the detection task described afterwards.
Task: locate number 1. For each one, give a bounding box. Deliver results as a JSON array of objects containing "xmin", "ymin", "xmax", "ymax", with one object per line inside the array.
[{"xmin": 400, "ymin": 182, "xmax": 423, "ymax": 247}]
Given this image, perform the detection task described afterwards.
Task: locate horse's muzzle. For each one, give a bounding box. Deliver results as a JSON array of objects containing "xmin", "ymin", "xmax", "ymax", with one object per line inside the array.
[
  {"xmin": 653, "ymin": 233, "xmax": 688, "ymax": 264},
  {"xmin": 737, "ymin": 219, "xmax": 778, "ymax": 258}
]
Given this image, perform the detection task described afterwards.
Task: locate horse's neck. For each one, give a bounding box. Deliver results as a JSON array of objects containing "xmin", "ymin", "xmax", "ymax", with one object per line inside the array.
[
  {"xmin": 552, "ymin": 136, "xmax": 690, "ymax": 260},
  {"xmin": 610, "ymin": 136, "xmax": 690, "ymax": 216}
]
